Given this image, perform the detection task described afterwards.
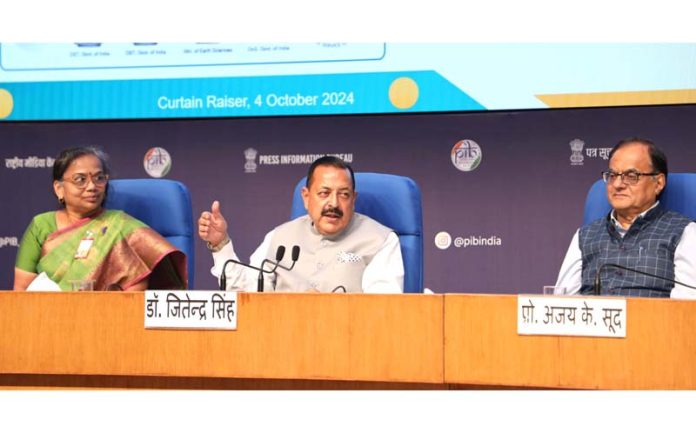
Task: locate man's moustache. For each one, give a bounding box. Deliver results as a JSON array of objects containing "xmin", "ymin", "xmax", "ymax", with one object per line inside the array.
[{"xmin": 322, "ymin": 207, "xmax": 343, "ymax": 217}]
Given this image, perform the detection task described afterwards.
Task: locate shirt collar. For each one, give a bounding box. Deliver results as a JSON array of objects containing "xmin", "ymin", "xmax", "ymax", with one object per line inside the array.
[{"xmin": 610, "ymin": 201, "xmax": 660, "ymax": 236}]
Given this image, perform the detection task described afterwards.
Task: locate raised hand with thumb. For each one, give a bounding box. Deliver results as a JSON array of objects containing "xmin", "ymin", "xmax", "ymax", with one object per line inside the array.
[{"xmin": 198, "ymin": 200, "xmax": 229, "ymax": 248}]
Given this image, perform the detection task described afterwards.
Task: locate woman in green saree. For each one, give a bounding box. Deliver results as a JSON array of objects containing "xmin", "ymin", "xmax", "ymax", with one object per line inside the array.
[{"xmin": 13, "ymin": 147, "xmax": 187, "ymax": 291}]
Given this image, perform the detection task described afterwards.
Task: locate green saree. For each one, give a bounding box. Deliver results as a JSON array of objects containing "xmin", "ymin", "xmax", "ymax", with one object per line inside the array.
[{"xmin": 16, "ymin": 209, "xmax": 186, "ymax": 291}]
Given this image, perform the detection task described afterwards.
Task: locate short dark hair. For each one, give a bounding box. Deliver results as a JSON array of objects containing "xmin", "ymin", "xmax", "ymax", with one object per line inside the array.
[
  {"xmin": 53, "ymin": 146, "xmax": 110, "ymax": 182},
  {"xmin": 306, "ymin": 156, "xmax": 355, "ymax": 190},
  {"xmin": 609, "ymin": 137, "xmax": 668, "ymax": 177}
]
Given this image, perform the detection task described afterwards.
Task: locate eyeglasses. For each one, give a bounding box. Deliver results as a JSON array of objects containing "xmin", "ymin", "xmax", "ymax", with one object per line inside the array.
[
  {"xmin": 601, "ymin": 170, "xmax": 659, "ymax": 185},
  {"xmin": 62, "ymin": 173, "xmax": 109, "ymax": 188}
]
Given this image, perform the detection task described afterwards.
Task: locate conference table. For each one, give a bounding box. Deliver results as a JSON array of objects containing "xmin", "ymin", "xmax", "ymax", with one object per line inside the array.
[{"xmin": 1, "ymin": 292, "xmax": 694, "ymax": 389}]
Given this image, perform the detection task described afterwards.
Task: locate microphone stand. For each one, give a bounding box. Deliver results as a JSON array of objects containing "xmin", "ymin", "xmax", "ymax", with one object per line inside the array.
[
  {"xmin": 264, "ymin": 245, "xmax": 301, "ymax": 291},
  {"xmin": 594, "ymin": 263, "xmax": 696, "ymax": 296},
  {"xmin": 219, "ymin": 258, "xmax": 265, "ymax": 291},
  {"xmin": 220, "ymin": 246, "xmax": 300, "ymax": 292}
]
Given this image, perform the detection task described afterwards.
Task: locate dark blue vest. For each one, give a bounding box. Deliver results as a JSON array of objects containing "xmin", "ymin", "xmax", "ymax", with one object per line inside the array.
[{"xmin": 579, "ymin": 206, "xmax": 691, "ymax": 297}]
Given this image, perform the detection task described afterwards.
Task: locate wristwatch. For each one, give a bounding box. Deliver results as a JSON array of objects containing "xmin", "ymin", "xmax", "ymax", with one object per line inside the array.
[{"xmin": 206, "ymin": 234, "xmax": 230, "ymax": 252}]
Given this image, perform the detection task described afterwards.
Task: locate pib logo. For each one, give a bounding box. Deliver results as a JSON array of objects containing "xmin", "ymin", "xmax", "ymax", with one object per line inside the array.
[
  {"xmin": 451, "ymin": 139, "xmax": 482, "ymax": 172},
  {"xmin": 143, "ymin": 147, "xmax": 172, "ymax": 178}
]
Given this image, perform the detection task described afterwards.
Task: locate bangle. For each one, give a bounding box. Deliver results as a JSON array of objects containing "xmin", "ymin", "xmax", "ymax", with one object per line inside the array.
[{"xmin": 206, "ymin": 234, "xmax": 230, "ymax": 252}]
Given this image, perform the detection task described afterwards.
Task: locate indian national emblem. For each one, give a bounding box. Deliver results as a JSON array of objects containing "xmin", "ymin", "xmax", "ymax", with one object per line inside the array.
[
  {"xmin": 569, "ymin": 139, "xmax": 585, "ymax": 166},
  {"xmin": 244, "ymin": 148, "xmax": 258, "ymax": 174}
]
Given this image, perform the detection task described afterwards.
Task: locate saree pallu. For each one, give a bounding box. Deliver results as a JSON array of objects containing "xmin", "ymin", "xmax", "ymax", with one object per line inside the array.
[{"xmin": 38, "ymin": 210, "xmax": 187, "ymax": 291}]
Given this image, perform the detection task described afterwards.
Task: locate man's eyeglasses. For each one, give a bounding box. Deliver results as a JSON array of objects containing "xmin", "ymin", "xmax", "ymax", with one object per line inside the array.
[
  {"xmin": 62, "ymin": 173, "xmax": 109, "ymax": 188},
  {"xmin": 601, "ymin": 170, "xmax": 659, "ymax": 185}
]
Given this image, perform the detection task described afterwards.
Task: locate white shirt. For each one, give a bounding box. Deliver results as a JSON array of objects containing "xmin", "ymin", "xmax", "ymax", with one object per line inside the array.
[
  {"xmin": 210, "ymin": 229, "xmax": 404, "ymax": 293},
  {"xmin": 555, "ymin": 205, "xmax": 696, "ymax": 299}
]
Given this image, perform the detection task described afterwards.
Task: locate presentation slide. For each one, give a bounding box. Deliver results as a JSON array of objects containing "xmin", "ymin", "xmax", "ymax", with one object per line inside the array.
[{"xmin": 1, "ymin": 43, "xmax": 695, "ymax": 121}]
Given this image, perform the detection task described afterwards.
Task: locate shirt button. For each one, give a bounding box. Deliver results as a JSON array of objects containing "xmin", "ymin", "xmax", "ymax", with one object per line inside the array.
[
  {"xmin": 317, "ymin": 263, "xmax": 323, "ymax": 270},
  {"xmin": 309, "ymin": 281, "xmax": 317, "ymax": 289}
]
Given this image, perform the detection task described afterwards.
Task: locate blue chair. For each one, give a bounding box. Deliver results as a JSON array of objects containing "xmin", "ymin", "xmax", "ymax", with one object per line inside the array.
[
  {"xmin": 290, "ymin": 172, "xmax": 424, "ymax": 293},
  {"xmin": 105, "ymin": 179, "xmax": 195, "ymax": 288},
  {"xmin": 583, "ymin": 173, "xmax": 696, "ymax": 225}
]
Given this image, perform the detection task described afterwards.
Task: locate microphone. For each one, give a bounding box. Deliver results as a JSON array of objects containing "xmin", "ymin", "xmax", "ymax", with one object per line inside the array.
[
  {"xmin": 260, "ymin": 245, "xmax": 301, "ymax": 292},
  {"xmin": 292, "ymin": 245, "xmax": 300, "ymax": 261},
  {"xmin": 276, "ymin": 245, "xmax": 300, "ymax": 271},
  {"xmin": 258, "ymin": 246, "xmax": 286, "ymax": 292},
  {"xmin": 593, "ymin": 263, "xmax": 696, "ymax": 296},
  {"xmin": 263, "ymin": 245, "xmax": 300, "ymax": 272},
  {"xmin": 219, "ymin": 246, "xmax": 293, "ymax": 292},
  {"xmin": 219, "ymin": 258, "xmax": 265, "ymax": 291}
]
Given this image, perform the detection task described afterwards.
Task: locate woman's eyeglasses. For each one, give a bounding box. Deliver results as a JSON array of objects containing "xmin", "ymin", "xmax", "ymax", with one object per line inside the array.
[{"xmin": 62, "ymin": 173, "xmax": 109, "ymax": 188}]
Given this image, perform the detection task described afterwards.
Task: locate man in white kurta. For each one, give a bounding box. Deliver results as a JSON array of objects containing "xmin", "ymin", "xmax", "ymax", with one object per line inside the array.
[{"xmin": 198, "ymin": 156, "xmax": 404, "ymax": 293}]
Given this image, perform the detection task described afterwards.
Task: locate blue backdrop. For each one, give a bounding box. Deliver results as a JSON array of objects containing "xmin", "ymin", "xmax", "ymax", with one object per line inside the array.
[{"xmin": 2, "ymin": 104, "xmax": 695, "ymax": 292}]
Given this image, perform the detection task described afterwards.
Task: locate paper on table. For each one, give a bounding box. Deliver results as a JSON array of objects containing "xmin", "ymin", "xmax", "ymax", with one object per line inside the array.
[{"xmin": 26, "ymin": 272, "xmax": 61, "ymax": 292}]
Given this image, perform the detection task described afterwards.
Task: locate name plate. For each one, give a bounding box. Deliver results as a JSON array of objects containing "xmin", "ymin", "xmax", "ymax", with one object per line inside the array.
[
  {"xmin": 517, "ymin": 295, "xmax": 626, "ymax": 338},
  {"xmin": 145, "ymin": 290, "xmax": 237, "ymax": 330}
]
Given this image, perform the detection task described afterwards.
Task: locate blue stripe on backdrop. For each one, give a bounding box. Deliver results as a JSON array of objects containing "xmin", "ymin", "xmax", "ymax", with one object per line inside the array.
[{"xmin": 0, "ymin": 71, "xmax": 484, "ymax": 121}]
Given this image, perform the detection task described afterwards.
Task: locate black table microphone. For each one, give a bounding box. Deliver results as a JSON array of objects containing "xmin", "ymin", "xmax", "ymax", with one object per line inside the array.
[{"xmin": 258, "ymin": 246, "xmax": 286, "ymax": 292}]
